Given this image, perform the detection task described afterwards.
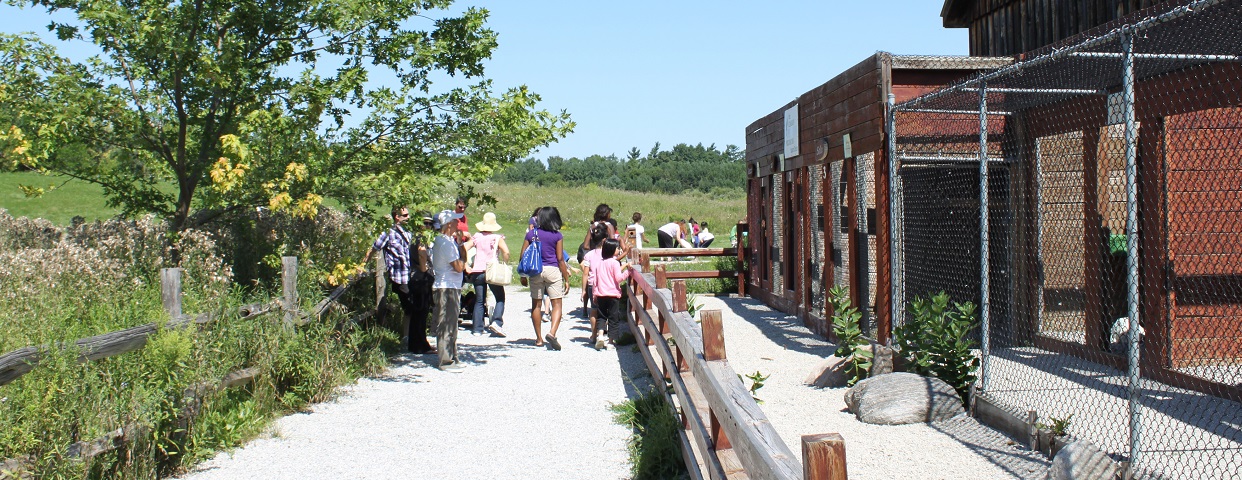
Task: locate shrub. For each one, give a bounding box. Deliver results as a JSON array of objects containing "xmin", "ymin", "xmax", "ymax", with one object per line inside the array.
[
  {"xmin": 894, "ymin": 292, "xmax": 980, "ymax": 401},
  {"xmin": 828, "ymin": 286, "xmax": 872, "ymax": 386}
]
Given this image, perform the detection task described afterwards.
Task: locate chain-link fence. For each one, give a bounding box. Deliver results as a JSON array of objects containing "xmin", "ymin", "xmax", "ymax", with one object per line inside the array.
[{"xmin": 887, "ymin": 1, "xmax": 1242, "ymax": 477}]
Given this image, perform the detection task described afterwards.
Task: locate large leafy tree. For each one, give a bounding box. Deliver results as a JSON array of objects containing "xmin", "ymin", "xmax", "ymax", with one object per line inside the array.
[{"xmin": 0, "ymin": 0, "xmax": 573, "ymax": 231}]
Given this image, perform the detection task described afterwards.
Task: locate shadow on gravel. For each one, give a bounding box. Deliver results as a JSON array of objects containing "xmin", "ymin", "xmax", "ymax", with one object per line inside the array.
[
  {"xmin": 930, "ymin": 416, "xmax": 1050, "ymax": 479},
  {"xmin": 713, "ymin": 296, "xmax": 835, "ymax": 356}
]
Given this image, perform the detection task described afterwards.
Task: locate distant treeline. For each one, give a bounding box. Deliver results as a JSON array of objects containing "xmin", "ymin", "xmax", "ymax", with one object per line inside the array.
[{"xmin": 492, "ymin": 143, "xmax": 746, "ymax": 196}]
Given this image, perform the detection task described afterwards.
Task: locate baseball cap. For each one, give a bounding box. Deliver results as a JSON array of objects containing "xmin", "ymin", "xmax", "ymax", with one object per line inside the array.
[{"xmin": 434, "ymin": 209, "xmax": 464, "ymax": 228}]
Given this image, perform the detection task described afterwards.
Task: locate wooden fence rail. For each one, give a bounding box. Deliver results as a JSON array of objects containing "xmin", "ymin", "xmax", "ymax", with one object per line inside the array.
[
  {"xmin": 1, "ymin": 256, "xmax": 377, "ymax": 473},
  {"xmin": 625, "ymin": 265, "xmax": 848, "ymax": 479}
]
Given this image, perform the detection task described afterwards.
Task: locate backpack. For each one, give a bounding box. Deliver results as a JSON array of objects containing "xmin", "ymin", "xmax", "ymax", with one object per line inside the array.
[{"xmin": 517, "ymin": 234, "xmax": 543, "ymax": 277}]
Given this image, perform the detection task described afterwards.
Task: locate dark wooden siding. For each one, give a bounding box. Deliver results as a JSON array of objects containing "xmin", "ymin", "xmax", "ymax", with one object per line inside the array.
[
  {"xmin": 1164, "ymin": 107, "xmax": 1242, "ymax": 366},
  {"xmin": 942, "ymin": 0, "xmax": 1166, "ymax": 56}
]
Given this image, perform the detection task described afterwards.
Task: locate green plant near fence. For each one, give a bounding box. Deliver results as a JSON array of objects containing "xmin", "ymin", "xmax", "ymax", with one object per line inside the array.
[
  {"xmin": 894, "ymin": 292, "xmax": 980, "ymax": 402},
  {"xmin": 0, "ymin": 216, "xmax": 396, "ymax": 478},
  {"xmin": 611, "ymin": 386, "xmax": 689, "ymax": 480},
  {"xmin": 828, "ymin": 286, "xmax": 872, "ymax": 386}
]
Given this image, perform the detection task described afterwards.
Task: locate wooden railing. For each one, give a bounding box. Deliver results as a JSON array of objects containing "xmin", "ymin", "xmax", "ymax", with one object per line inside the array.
[
  {"xmin": 0, "ymin": 257, "xmax": 372, "ymax": 470},
  {"xmin": 632, "ymin": 247, "xmax": 746, "ymax": 297},
  {"xmin": 625, "ymin": 267, "xmax": 848, "ymax": 479}
]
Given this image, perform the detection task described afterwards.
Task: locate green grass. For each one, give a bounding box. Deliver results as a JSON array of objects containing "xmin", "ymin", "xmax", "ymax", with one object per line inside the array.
[
  {"xmin": 0, "ymin": 171, "xmax": 123, "ymax": 224},
  {"xmin": 611, "ymin": 386, "xmax": 689, "ymax": 480},
  {"xmin": 463, "ymin": 181, "xmax": 744, "ymax": 268}
]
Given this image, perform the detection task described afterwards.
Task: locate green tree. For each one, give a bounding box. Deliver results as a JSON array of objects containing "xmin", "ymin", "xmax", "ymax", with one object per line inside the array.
[{"xmin": 1, "ymin": 0, "xmax": 573, "ymax": 232}]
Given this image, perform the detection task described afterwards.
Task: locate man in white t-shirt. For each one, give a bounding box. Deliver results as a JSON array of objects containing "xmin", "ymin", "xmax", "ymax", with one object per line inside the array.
[
  {"xmin": 430, "ymin": 209, "xmax": 467, "ymax": 371},
  {"xmin": 626, "ymin": 211, "xmax": 647, "ymax": 250}
]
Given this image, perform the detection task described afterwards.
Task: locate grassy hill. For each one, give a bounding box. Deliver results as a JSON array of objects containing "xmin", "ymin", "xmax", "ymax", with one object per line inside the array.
[{"xmin": 0, "ymin": 171, "xmax": 123, "ymax": 223}]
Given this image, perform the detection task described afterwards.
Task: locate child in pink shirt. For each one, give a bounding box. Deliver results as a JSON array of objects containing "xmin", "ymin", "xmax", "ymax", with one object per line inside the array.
[{"xmin": 591, "ymin": 238, "xmax": 630, "ymax": 350}]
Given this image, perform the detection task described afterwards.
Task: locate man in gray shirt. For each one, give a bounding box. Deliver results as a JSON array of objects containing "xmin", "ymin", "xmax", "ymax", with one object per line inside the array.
[{"xmin": 430, "ymin": 209, "xmax": 468, "ymax": 371}]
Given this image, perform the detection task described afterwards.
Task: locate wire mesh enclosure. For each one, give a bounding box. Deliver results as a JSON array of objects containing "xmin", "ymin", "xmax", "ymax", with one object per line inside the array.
[{"xmin": 888, "ymin": 1, "xmax": 1242, "ymax": 477}]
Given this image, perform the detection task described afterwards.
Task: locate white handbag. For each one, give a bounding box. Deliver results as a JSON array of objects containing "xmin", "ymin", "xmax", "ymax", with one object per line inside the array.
[{"xmin": 485, "ymin": 260, "xmax": 512, "ymax": 286}]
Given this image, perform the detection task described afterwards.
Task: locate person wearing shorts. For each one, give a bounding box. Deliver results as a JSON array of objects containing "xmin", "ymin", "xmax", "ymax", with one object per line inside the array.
[{"xmin": 522, "ymin": 206, "xmax": 571, "ymax": 350}]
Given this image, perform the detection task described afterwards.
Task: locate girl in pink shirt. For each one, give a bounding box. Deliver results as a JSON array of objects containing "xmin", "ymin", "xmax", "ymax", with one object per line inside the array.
[{"xmin": 591, "ymin": 238, "xmax": 630, "ymax": 350}]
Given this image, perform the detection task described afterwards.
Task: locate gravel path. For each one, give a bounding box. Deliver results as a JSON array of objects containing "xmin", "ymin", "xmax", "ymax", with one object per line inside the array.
[
  {"xmin": 699, "ymin": 294, "xmax": 1050, "ymax": 480},
  {"xmin": 181, "ymin": 286, "xmax": 651, "ymax": 480},
  {"xmin": 181, "ymin": 285, "xmax": 1051, "ymax": 480}
]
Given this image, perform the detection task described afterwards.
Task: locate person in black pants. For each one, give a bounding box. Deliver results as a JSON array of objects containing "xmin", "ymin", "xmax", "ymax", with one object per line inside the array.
[{"xmin": 364, "ymin": 207, "xmax": 436, "ymax": 354}]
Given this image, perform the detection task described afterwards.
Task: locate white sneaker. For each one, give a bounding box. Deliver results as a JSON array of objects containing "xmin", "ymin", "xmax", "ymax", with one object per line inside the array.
[{"xmin": 488, "ymin": 324, "xmax": 506, "ymax": 337}]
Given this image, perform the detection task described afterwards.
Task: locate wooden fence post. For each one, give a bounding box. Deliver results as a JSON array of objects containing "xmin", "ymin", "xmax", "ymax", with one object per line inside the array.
[
  {"xmin": 375, "ymin": 255, "xmax": 387, "ymax": 323},
  {"xmin": 654, "ymin": 264, "xmax": 668, "ymax": 289},
  {"xmin": 641, "ymin": 253, "xmax": 651, "ymax": 273},
  {"xmin": 802, "ymin": 433, "xmax": 848, "ymax": 480},
  {"xmin": 160, "ymin": 268, "xmax": 182, "ymax": 321},
  {"xmin": 700, "ymin": 309, "xmax": 732, "ymax": 450},
  {"xmin": 282, "ymin": 257, "xmax": 298, "ymax": 326},
  {"xmin": 671, "ymin": 280, "xmax": 688, "ymax": 313},
  {"xmin": 736, "ymin": 221, "xmax": 747, "ymax": 296}
]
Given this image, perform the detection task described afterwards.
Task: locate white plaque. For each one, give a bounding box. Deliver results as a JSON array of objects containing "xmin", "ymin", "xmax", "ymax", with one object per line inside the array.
[
  {"xmin": 784, "ymin": 105, "xmax": 799, "ymax": 159},
  {"xmin": 842, "ymin": 133, "xmax": 853, "ymax": 159}
]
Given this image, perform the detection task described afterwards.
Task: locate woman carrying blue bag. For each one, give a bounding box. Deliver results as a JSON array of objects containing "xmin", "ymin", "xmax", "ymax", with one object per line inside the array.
[{"xmin": 521, "ymin": 206, "xmax": 571, "ymax": 350}]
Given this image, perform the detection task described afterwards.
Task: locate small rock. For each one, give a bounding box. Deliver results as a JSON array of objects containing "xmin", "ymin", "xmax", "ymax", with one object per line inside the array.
[
  {"xmin": 804, "ymin": 355, "xmax": 853, "ymax": 388},
  {"xmin": 843, "ymin": 372, "xmax": 964, "ymax": 425},
  {"xmin": 1046, "ymin": 440, "xmax": 1121, "ymax": 480}
]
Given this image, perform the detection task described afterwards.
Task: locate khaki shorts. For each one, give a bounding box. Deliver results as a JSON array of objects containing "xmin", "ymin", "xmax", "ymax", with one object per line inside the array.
[{"xmin": 529, "ymin": 265, "xmax": 568, "ymax": 299}]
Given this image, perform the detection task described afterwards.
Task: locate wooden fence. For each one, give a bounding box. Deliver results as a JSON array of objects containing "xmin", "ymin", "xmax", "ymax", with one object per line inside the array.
[
  {"xmin": 625, "ymin": 264, "xmax": 848, "ymax": 479},
  {"xmin": 0, "ymin": 257, "xmax": 370, "ymax": 471},
  {"xmin": 632, "ymin": 244, "xmax": 747, "ymax": 297}
]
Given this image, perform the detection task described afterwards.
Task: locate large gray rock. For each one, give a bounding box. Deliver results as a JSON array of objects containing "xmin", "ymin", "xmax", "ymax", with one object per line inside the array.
[
  {"xmin": 843, "ymin": 372, "xmax": 964, "ymax": 425},
  {"xmin": 1046, "ymin": 440, "xmax": 1121, "ymax": 480}
]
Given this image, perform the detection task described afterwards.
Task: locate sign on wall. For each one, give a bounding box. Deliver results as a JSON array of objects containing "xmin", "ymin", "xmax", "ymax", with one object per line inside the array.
[{"xmin": 784, "ymin": 104, "xmax": 799, "ymax": 159}]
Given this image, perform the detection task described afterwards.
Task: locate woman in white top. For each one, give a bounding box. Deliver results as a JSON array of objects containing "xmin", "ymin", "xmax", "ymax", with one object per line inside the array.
[
  {"xmin": 467, "ymin": 212, "xmax": 510, "ymax": 336},
  {"xmin": 657, "ymin": 220, "xmax": 684, "ymax": 249}
]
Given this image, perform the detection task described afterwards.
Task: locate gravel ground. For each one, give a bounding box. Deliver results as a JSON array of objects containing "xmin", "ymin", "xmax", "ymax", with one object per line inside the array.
[
  {"xmin": 699, "ymin": 295, "xmax": 1051, "ymax": 480},
  {"xmin": 181, "ymin": 286, "xmax": 652, "ymax": 480},
  {"xmin": 181, "ymin": 285, "xmax": 1052, "ymax": 480}
]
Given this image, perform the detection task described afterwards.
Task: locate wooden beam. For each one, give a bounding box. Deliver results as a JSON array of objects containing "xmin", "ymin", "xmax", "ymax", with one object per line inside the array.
[
  {"xmin": 635, "ymin": 247, "xmax": 738, "ymax": 258},
  {"xmin": 161, "ymin": 267, "xmax": 182, "ymax": 320},
  {"xmin": 665, "ymin": 271, "xmax": 737, "ymax": 280},
  {"xmin": 283, "ymin": 256, "xmax": 299, "ymax": 327}
]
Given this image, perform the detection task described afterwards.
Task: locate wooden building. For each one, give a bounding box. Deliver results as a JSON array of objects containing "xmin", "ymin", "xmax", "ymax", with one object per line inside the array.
[
  {"xmin": 941, "ymin": 0, "xmax": 1166, "ymax": 56},
  {"xmin": 743, "ymin": 53, "xmax": 1009, "ymax": 342}
]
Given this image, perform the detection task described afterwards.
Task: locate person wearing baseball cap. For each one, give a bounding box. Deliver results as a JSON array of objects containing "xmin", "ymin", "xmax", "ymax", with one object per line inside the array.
[{"xmin": 430, "ymin": 209, "xmax": 468, "ymax": 371}]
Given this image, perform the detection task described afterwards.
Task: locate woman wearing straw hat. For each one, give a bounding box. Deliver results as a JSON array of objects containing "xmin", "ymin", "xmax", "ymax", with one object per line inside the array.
[{"xmin": 467, "ymin": 212, "xmax": 511, "ymax": 336}]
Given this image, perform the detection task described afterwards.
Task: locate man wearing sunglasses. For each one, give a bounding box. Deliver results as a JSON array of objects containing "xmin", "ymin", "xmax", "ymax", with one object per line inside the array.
[{"xmin": 364, "ymin": 205, "xmax": 436, "ymax": 355}]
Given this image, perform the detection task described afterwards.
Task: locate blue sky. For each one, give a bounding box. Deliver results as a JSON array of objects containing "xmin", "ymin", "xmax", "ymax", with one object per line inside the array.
[{"xmin": 0, "ymin": 1, "xmax": 968, "ymax": 160}]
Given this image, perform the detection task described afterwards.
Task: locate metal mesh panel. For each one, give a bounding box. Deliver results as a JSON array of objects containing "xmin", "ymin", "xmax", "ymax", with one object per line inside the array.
[
  {"xmin": 831, "ymin": 160, "xmax": 850, "ymax": 293},
  {"xmin": 772, "ymin": 173, "xmax": 784, "ymax": 293},
  {"xmin": 810, "ymin": 165, "xmax": 826, "ymax": 319},
  {"xmin": 859, "ymin": 153, "xmax": 878, "ymax": 337},
  {"xmin": 888, "ymin": 1, "xmax": 1242, "ymax": 477}
]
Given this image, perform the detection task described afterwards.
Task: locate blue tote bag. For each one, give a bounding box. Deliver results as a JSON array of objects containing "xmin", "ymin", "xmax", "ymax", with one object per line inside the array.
[{"xmin": 517, "ymin": 236, "xmax": 543, "ymax": 277}]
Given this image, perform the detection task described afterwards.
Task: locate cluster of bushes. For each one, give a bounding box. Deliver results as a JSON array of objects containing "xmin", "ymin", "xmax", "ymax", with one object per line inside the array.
[
  {"xmin": 492, "ymin": 143, "xmax": 745, "ymax": 196},
  {"xmin": 0, "ymin": 210, "xmax": 396, "ymax": 478}
]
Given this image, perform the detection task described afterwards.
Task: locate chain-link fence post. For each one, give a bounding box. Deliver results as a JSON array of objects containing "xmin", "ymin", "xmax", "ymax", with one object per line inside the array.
[
  {"xmin": 886, "ymin": 93, "xmax": 900, "ymax": 339},
  {"xmin": 978, "ymin": 75, "xmax": 993, "ymax": 393},
  {"xmin": 1120, "ymin": 26, "xmax": 1145, "ymax": 470}
]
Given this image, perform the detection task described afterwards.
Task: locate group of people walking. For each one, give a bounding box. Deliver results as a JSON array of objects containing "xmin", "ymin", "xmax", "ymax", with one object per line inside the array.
[{"xmin": 368, "ymin": 199, "xmax": 701, "ymax": 371}]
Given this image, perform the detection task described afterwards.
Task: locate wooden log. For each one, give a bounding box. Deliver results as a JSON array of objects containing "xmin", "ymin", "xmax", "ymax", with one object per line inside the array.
[
  {"xmin": 161, "ymin": 268, "xmax": 182, "ymax": 320},
  {"xmin": 665, "ymin": 270, "xmax": 737, "ymax": 280},
  {"xmin": 0, "ymin": 313, "xmax": 212, "ymax": 386},
  {"xmin": 635, "ymin": 247, "xmax": 738, "ymax": 258},
  {"xmin": 802, "ymin": 433, "xmax": 848, "ymax": 480}
]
